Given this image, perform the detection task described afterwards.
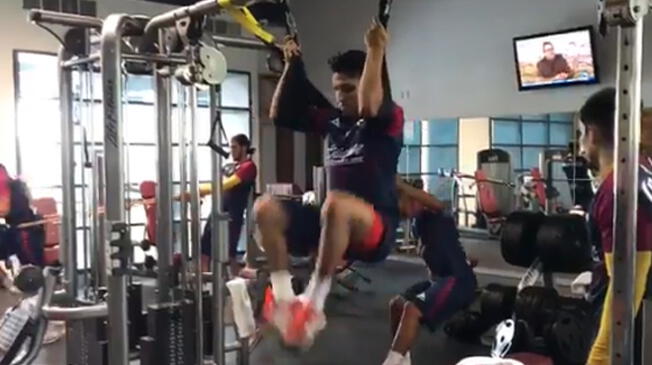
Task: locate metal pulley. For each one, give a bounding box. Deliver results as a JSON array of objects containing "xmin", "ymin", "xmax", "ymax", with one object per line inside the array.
[
  {"xmin": 599, "ymin": 0, "xmax": 650, "ymax": 34},
  {"xmin": 174, "ymin": 43, "xmax": 227, "ymax": 87},
  {"xmin": 198, "ymin": 45, "xmax": 227, "ymax": 85}
]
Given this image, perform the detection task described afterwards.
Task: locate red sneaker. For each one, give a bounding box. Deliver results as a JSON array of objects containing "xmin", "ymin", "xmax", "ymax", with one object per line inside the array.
[{"xmin": 282, "ymin": 296, "xmax": 325, "ymax": 348}]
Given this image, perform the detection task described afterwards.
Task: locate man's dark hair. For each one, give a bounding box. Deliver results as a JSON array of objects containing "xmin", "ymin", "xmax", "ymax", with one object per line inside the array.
[
  {"xmin": 542, "ymin": 41, "xmax": 553, "ymax": 50},
  {"xmin": 328, "ymin": 50, "xmax": 366, "ymax": 78},
  {"xmin": 231, "ymin": 134, "xmax": 255, "ymax": 155},
  {"xmin": 579, "ymin": 87, "xmax": 615, "ymax": 147}
]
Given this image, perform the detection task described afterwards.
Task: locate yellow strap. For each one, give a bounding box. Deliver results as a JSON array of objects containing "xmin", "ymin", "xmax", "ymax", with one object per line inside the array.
[{"xmin": 217, "ymin": 0, "xmax": 276, "ymax": 44}]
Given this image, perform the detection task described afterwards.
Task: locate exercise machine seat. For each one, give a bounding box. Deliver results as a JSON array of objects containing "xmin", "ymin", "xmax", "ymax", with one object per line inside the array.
[
  {"xmin": 475, "ymin": 170, "xmax": 501, "ymax": 218},
  {"xmin": 529, "ymin": 168, "xmax": 546, "ymax": 207},
  {"xmin": 140, "ymin": 181, "xmax": 157, "ymax": 244},
  {"xmin": 31, "ymin": 198, "xmax": 59, "ymax": 266}
]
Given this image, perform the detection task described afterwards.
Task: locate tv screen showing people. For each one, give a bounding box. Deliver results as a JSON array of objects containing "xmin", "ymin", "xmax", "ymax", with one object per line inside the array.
[{"xmin": 514, "ymin": 27, "xmax": 598, "ymax": 90}]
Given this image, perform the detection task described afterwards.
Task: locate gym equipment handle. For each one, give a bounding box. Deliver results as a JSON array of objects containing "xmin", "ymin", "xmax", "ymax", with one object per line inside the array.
[
  {"xmin": 42, "ymin": 302, "xmax": 108, "ymax": 321},
  {"xmin": 28, "ymin": 9, "xmax": 103, "ymax": 29}
]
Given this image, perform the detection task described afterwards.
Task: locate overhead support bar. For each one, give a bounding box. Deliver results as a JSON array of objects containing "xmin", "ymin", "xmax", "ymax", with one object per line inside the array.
[
  {"xmin": 144, "ymin": 0, "xmax": 221, "ymax": 34},
  {"xmin": 29, "ymin": 9, "xmax": 104, "ymax": 29}
]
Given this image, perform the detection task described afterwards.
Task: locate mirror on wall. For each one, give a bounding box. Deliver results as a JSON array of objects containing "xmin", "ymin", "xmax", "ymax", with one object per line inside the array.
[{"xmin": 397, "ymin": 112, "xmax": 590, "ymax": 230}]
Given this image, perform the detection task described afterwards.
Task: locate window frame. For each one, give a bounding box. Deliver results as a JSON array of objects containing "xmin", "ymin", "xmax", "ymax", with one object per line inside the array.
[{"xmin": 489, "ymin": 114, "xmax": 572, "ymax": 173}]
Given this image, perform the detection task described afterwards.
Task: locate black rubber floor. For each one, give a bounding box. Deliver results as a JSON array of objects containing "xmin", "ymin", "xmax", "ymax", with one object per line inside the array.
[{"xmin": 251, "ymin": 259, "xmax": 486, "ymax": 365}]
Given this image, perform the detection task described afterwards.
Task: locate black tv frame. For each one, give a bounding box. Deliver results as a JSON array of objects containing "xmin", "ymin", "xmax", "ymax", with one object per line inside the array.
[{"xmin": 513, "ymin": 25, "xmax": 600, "ymax": 91}]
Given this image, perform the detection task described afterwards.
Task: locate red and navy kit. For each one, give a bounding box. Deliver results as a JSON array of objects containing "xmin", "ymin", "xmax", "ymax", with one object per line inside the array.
[
  {"xmin": 201, "ymin": 159, "xmax": 257, "ymax": 259},
  {"xmin": 0, "ymin": 169, "xmax": 44, "ymax": 266},
  {"xmin": 273, "ymin": 58, "xmax": 404, "ymax": 262},
  {"xmin": 587, "ymin": 160, "xmax": 652, "ymax": 363},
  {"xmin": 403, "ymin": 211, "xmax": 477, "ymax": 330}
]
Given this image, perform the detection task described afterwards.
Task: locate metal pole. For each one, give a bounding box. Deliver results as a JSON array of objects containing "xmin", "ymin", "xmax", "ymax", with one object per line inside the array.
[
  {"xmin": 86, "ymin": 69, "xmax": 103, "ymax": 293},
  {"xmin": 178, "ymin": 84, "xmax": 189, "ymax": 291},
  {"xmin": 212, "ymin": 85, "xmax": 228, "ymax": 365},
  {"xmin": 93, "ymin": 152, "xmax": 108, "ymax": 288},
  {"xmin": 188, "ymin": 86, "xmax": 204, "ymax": 361},
  {"xmin": 58, "ymin": 46, "xmax": 78, "ymax": 298},
  {"xmin": 78, "ymin": 105, "xmax": 90, "ymax": 294},
  {"xmin": 155, "ymin": 51, "xmax": 174, "ymax": 304},
  {"xmin": 611, "ymin": 20, "xmax": 644, "ymax": 365},
  {"xmin": 101, "ymin": 14, "xmax": 134, "ymax": 365},
  {"xmin": 29, "ymin": 9, "xmax": 103, "ymax": 29}
]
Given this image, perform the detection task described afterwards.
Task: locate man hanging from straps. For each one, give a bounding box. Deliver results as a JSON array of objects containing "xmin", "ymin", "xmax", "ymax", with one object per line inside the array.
[
  {"xmin": 578, "ymin": 88, "xmax": 652, "ymax": 364},
  {"xmin": 255, "ymin": 18, "xmax": 404, "ymax": 347}
]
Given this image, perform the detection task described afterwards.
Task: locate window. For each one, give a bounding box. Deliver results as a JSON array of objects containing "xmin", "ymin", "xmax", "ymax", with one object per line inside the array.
[
  {"xmin": 490, "ymin": 113, "xmax": 573, "ymax": 173},
  {"xmin": 398, "ymin": 118, "xmax": 459, "ymax": 202},
  {"xmin": 14, "ymin": 51, "xmax": 253, "ymax": 265}
]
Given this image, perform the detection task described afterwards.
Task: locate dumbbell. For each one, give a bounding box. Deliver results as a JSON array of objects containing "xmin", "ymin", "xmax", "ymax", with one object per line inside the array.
[
  {"xmin": 480, "ymin": 283, "xmax": 517, "ymax": 321},
  {"xmin": 14, "ymin": 265, "xmax": 44, "ymax": 295},
  {"xmin": 513, "ymin": 286, "xmax": 559, "ymax": 336},
  {"xmin": 544, "ymin": 309, "xmax": 593, "ymax": 365},
  {"xmin": 144, "ymin": 256, "xmax": 157, "ymax": 270},
  {"xmin": 140, "ymin": 239, "xmax": 154, "ymax": 252}
]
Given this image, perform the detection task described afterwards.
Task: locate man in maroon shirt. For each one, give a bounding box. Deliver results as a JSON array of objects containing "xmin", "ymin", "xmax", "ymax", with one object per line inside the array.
[{"xmin": 579, "ymin": 88, "xmax": 652, "ymax": 364}]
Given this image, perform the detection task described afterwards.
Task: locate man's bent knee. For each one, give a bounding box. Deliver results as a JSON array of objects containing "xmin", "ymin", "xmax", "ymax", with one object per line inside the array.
[
  {"xmin": 390, "ymin": 296, "xmax": 405, "ymax": 313},
  {"xmin": 321, "ymin": 191, "xmax": 350, "ymax": 219},
  {"xmin": 254, "ymin": 194, "xmax": 284, "ymax": 225},
  {"xmin": 403, "ymin": 301, "xmax": 423, "ymax": 319}
]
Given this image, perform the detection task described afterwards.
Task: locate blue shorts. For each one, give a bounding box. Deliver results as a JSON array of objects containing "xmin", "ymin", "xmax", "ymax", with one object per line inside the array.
[{"xmin": 403, "ymin": 276, "xmax": 476, "ymax": 331}]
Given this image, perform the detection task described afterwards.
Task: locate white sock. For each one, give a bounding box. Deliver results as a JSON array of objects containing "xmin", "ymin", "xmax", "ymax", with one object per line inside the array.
[
  {"xmin": 270, "ymin": 270, "xmax": 295, "ymax": 302},
  {"xmin": 305, "ymin": 275, "xmax": 332, "ymax": 311},
  {"xmin": 382, "ymin": 351, "xmax": 405, "ymax": 365},
  {"xmin": 403, "ymin": 351, "xmax": 411, "ymax": 365}
]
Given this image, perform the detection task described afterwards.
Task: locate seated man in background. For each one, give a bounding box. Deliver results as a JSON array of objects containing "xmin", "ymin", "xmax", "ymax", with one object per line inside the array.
[
  {"xmin": 579, "ymin": 88, "xmax": 652, "ymax": 365},
  {"xmin": 255, "ymin": 19, "xmax": 404, "ymax": 347},
  {"xmin": 383, "ymin": 179, "xmax": 477, "ymax": 365},
  {"xmin": 537, "ymin": 41, "xmax": 572, "ymax": 81}
]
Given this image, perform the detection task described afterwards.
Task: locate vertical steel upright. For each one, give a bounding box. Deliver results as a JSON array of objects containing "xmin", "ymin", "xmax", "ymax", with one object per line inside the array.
[
  {"xmin": 601, "ymin": 0, "xmax": 649, "ymax": 364},
  {"xmin": 101, "ymin": 14, "xmax": 132, "ymax": 365},
  {"xmin": 211, "ymin": 86, "xmax": 228, "ymax": 365}
]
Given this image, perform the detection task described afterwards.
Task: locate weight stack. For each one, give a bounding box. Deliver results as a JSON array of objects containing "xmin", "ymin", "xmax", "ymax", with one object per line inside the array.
[
  {"xmin": 65, "ymin": 317, "xmax": 108, "ymax": 365},
  {"xmin": 127, "ymin": 283, "xmax": 146, "ymax": 351},
  {"xmin": 203, "ymin": 292, "xmax": 214, "ymax": 356},
  {"xmin": 142, "ymin": 300, "xmax": 196, "ymax": 365}
]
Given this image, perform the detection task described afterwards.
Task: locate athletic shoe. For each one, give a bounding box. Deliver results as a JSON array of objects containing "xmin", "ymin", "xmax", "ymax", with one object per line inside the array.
[{"xmin": 283, "ymin": 296, "xmax": 325, "ymax": 348}]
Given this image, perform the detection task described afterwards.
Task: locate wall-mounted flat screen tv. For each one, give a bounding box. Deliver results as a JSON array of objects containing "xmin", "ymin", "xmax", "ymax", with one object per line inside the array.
[{"xmin": 513, "ymin": 26, "xmax": 599, "ymax": 91}]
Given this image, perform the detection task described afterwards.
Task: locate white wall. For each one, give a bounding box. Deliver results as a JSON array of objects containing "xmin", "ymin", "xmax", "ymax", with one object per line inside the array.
[
  {"xmin": 293, "ymin": 0, "xmax": 652, "ymax": 121},
  {"xmin": 0, "ymin": 0, "xmax": 269, "ymax": 178}
]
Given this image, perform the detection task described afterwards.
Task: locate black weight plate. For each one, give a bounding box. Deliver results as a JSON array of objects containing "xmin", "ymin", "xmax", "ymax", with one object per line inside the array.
[
  {"xmin": 546, "ymin": 311, "xmax": 592, "ymax": 365},
  {"xmin": 514, "ymin": 287, "xmax": 559, "ymax": 335},
  {"xmin": 501, "ymin": 211, "xmax": 545, "ymax": 268},
  {"xmin": 536, "ymin": 214, "xmax": 592, "ymax": 273},
  {"xmin": 14, "ymin": 265, "xmax": 44, "ymax": 294},
  {"xmin": 481, "ymin": 284, "xmax": 517, "ymax": 321}
]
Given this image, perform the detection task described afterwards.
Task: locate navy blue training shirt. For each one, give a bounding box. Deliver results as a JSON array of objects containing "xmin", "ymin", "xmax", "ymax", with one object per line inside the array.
[{"xmin": 274, "ymin": 58, "xmax": 404, "ymax": 218}]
